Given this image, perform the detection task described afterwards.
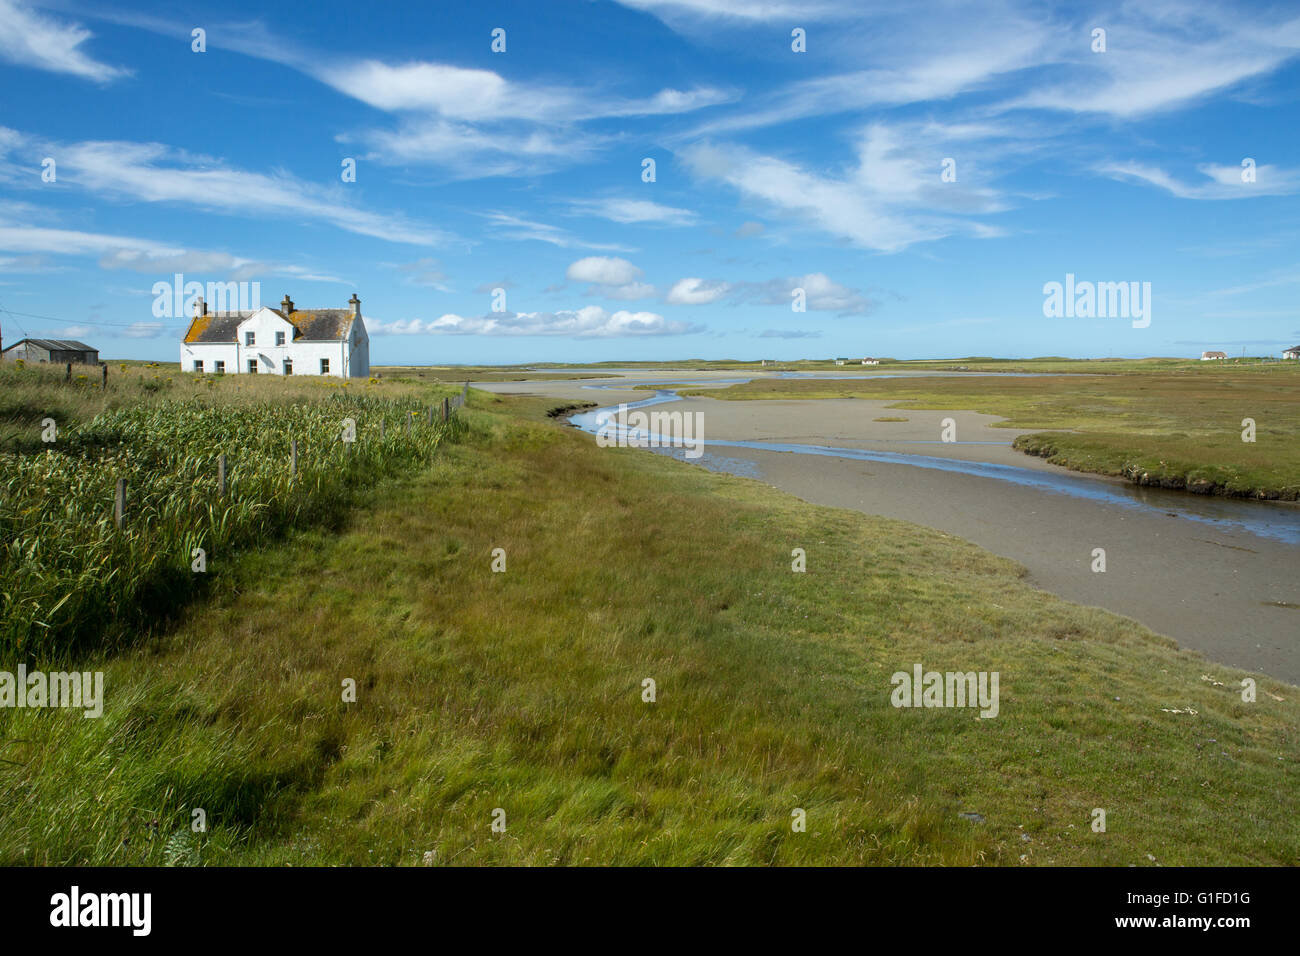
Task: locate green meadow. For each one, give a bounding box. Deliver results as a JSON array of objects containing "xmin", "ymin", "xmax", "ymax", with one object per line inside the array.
[{"xmin": 1, "ymin": 375, "xmax": 1296, "ymax": 866}]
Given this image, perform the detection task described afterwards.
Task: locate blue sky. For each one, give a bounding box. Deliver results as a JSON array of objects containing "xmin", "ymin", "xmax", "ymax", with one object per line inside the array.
[{"xmin": 0, "ymin": 0, "xmax": 1298, "ymax": 363}]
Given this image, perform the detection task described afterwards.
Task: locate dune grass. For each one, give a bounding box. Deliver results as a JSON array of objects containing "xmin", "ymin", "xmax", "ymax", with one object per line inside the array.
[
  {"xmin": 2, "ymin": 391, "xmax": 1296, "ymax": 866},
  {"xmin": 684, "ymin": 364, "xmax": 1300, "ymax": 499}
]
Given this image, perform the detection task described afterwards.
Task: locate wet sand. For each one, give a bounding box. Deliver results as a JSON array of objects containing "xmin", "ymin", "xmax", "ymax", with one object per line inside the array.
[{"xmin": 475, "ymin": 371, "xmax": 1300, "ymax": 685}]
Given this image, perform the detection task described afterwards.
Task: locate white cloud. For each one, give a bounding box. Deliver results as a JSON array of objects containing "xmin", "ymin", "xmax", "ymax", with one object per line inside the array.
[
  {"xmin": 395, "ymin": 257, "xmax": 450, "ymax": 290},
  {"xmin": 119, "ymin": 321, "xmax": 166, "ymax": 339},
  {"xmin": 483, "ymin": 212, "xmax": 633, "ymax": 251},
  {"xmin": 568, "ymin": 198, "xmax": 697, "ymax": 226},
  {"xmin": 370, "ymin": 306, "xmax": 699, "ymax": 337},
  {"xmin": 322, "ymin": 59, "xmax": 729, "ymax": 122},
  {"xmin": 0, "ymin": 0, "xmax": 128, "ymax": 82},
  {"xmin": 614, "ymin": 0, "xmax": 844, "ymax": 22},
  {"xmin": 0, "ymin": 222, "xmax": 181, "ymax": 258},
  {"xmin": 319, "ymin": 58, "xmax": 729, "ymax": 174},
  {"xmin": 666, "ymin": 277, "xmax": 730, "ymax": 305},
  {"xmin": 1098, "ymin": 160, "xmax": 1300, "ymax": 199},
  {"xmin": 11, "ymin": 131, "xmax": 447, "ymax": 246},
  {"xmin": 566, "ymin": 256, "xmax": 643, "ymax": 286},
  {"xmin": 0, "ymin": 221, "xmax": 346, "ymax": 283},
  {"xmin": 48, "ymin": 324, "xmax": 94, "ymax": 338},
  {"xmin": 1006, "ymin": 6, "xmax": 1300, "ymax": 118},
  {"xmin": 731, "ymin": 273, "xmax": 873, "ymax": 316},
  {"xmin": 682, "ymin": 126, "xmax": 1007, "ymax": 253}
]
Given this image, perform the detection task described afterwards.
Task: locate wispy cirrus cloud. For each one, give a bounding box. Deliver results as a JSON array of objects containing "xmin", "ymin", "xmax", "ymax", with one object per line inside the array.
[
  {"xmin": 567, "ymin": 198, "xmax": 698, "ymax": 226},
  {"xmin": 2, "ymin": 128, "xmax": 448, "ymax": 246},
  {"xmin": 681, "ymin": 123, "xmax": 1009, "ymax": 253},
  {"xmin": 483, "ymin": 212, "xmax": 633, "ymax": 251},
  {"xmin": 0, "ymin": 0, "xmax": 128, "ymax": 82},
  {"xmin": 1098, "ymin": 160, "xmax": 1300, "ymax": 199},
  {"xmin": 0, "ymin": 220, "xmax": 346, "ymax": 284}
]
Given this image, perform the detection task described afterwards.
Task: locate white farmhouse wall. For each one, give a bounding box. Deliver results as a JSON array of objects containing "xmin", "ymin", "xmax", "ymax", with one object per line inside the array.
[
  {"xmin": 180, "ymin": 342, "xmax": 238, "ymax": 373},
  {"xmin": 180, "ymin": 306, "xmax": 369, "ymax": 377}
]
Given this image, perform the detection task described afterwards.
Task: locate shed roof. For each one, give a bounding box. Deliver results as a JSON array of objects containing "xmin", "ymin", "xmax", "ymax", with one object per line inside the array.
[{"xmin": 3, "ymin": 338, "xmax": 97, "ymax": 352}]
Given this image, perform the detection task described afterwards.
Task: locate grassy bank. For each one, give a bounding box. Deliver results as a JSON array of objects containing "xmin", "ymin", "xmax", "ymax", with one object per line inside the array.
[
  {"xmin": 684, "ymin": 364, "xmax": 1300, "ymax": 499},
  {"xmin": 2, "ymin": 391, "xmax": 1296, "ymax": 865},
  {"xmin": 0, "ymin": 361, "xmax": 464, "ymax": 658}
]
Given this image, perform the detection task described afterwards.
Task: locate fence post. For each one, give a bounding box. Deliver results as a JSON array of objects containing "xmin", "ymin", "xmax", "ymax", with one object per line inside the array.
[
  {"xmin": 290, "ymin": 440, "xmax": 298, "ymax": 477},
  {"xmin": 462, "ymin": 381, "xmax": 469, "ymax": 404},
  {"xmin": 65, "ymin": 362, "xmax": 72, "ymax": 382},
  {"xmin": 101, "ymin": 363, "xmax": 108, "ymax": 390},
  {"xmin": 114, "ymin": 478, "xmax": 126, "ymax": 529},
  {"xmin": 406, "ymin": 411, "xmax": 412, "ymax": 435},
  {"xmin": 218, "ymin": 454, "xmax": 227, "ymax": 496},
  {"xmin": 427, "ymin": 406, "xmax": 434, "ymax": 426},
  {"xmin": 441, "ymin": 397, "xmax": 450, "ymax": 422}
]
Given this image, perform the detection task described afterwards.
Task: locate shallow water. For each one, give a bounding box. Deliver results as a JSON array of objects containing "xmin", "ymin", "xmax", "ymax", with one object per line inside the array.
[{"xmin": 568, "ymin": 385, "xmax": 1300, "ymax": 546}]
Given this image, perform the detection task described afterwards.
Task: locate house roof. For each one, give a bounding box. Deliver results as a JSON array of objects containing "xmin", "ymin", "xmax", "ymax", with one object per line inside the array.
[
  {"xmin": 1285, "ymin": 345, "xmax": 1300, "ymax": 352},
  {"xmin": 183, "ymin": 307, "xmax": 356, "ymax": 344},
  {"xmin": 3, "ymin": 338, "xmax": 97, "ymax": 353},
  {"xmin": 183, "ymin": 312, "xmax": 255, "ymax": 344},
  {"xmin": 288, "ymin": 309, "xmax": 355, "ymax": 341}
]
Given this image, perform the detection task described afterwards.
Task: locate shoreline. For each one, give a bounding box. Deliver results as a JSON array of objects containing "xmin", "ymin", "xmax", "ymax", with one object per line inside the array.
[{"xmin": 474, "ymin": 371, "xmax": 1300, "ymax": 683}]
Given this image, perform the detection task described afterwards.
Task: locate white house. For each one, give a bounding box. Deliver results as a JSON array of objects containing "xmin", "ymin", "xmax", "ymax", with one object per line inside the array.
[
  {"xmin": 1283, "ymin": 345, "xmax": 1300, "ymax": 360},
  {"xmin": 1200, "ymin": 350, "xmax": 1227, "ymax": 361},
  {"xmin": 861, "ymin": 357, "xmax": 880, "ymax": 365},
  {"xmin": 179, "ymin": 293, "xmax": 369, "ymax": 378}
]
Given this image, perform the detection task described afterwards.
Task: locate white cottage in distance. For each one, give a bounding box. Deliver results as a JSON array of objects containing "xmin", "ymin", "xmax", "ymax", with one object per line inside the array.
[{"xmin": 180, "ymin": 293, "xmax": 369, "ymax": 378}]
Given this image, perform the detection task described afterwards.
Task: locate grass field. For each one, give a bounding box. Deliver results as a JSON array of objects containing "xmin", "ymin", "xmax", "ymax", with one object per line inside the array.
[
  {"xmin": 0, "ymin": 361, "xmax": 465, "ymax": 657},
  {"xmin": 682, "ymin": 361, "xmax": 1300, "ymax": 500},
  {"xmin": 2, "ymin": 383, "xmax": 1296, "ymax": 866}
]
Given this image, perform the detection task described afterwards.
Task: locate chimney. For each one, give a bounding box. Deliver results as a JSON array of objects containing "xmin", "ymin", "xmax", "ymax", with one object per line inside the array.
[
  {"xmin": 348, "ymin": 293, "xmax": 360, "ymax": 317},
  {"xmin": 281, "ymin": 294, "xmax": 294, "ymax": 315},
  {"xmin": 195, "ymin": 296, "xmax": 207, "ymax": 317}
]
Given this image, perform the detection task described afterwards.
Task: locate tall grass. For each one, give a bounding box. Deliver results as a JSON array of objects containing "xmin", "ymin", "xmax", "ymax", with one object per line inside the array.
[{"xmin": 0, "ymin": 390, "xmax": 464, "ymax": 659}]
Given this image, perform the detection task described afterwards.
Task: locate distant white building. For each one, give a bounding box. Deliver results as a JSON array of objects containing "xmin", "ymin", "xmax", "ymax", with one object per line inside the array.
[
  {"xmin": 180, "ymin": 293, "xmax": 369, "ymax": 378},
  {"xmin": 1200, "ymin": 350, "xmax": 1227, "ymax": 361},
  {"xmin": 861, "ymin": 357, "xmax": 880, "ymax": 365},
  {"xmin": 1283, "ymin": 345, "xmax": 1300, "ymax": 360}
]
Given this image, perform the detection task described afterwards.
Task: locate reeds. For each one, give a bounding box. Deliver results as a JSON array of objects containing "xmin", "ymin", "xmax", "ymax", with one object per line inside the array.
[{"xmin": 0, "ymin": 392, "xmax": 463, "ymax": 659}]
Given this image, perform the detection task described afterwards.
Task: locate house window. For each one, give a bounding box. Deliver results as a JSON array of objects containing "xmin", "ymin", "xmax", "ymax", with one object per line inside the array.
[
  {"xmin": 275, "ymin": 331, "xmax": 285, "ymax": 346},
  {"xmin": 214, "ymin": 361, "xmax": 225, "ymax": 374},
  {"xmin": 320, "ymin": 358, "xmax": 330, "ymax": 374},
  {"xmin": 247, "ymin": 359, "xmax": 258, "ymax": 374},
  {"xmin": 283, "ymin": 359, "xmax": 293, "ymax": 376},
  {"xmin": 193, "ymin": 360, "xmax": 203, "ymax": 372},
  {"xmin": 245, "ymin": 331, "xmax": 255, "ymax": 346}
]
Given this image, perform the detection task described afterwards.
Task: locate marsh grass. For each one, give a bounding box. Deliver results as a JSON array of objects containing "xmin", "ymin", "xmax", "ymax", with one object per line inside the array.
[
  {"xmin": 2, "ymin": 394, "xmax": 1295, "ymax": 865},
  {"xmin": 0, "ymin": 362, "xmax": 465, "ymax": 658},
  {"xmin": 687, "ymin": 365, "xmax": 1300, "ymax": 499}
]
